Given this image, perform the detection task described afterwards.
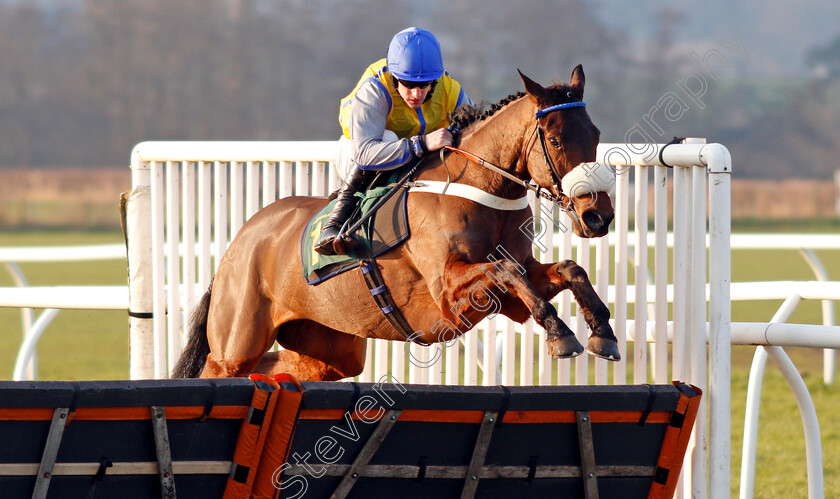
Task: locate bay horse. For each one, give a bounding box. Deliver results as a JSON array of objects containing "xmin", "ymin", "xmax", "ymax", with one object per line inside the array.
[{"xmin": 172, "ymin": 65, "xmax": 620, "ymax": 381}]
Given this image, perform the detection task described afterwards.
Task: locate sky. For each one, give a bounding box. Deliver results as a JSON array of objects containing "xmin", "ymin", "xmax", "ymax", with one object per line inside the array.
[{"xmin": 595, "ymin": 0, "xmax": 840, "ymax": 76}]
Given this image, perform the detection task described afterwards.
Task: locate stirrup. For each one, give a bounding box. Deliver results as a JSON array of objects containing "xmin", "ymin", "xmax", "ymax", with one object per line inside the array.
[
  {"xmin": 332, "ymin": 231, "xmax": 361, "ymax": 255},
  {"xmin": 314, "ymin": 230, "xmax": 340, "ymax": 255}
]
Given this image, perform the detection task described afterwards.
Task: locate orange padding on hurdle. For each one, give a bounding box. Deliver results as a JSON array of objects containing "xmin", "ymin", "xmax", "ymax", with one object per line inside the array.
[
  {"xmin": 0, "ymin": 406, "xmax": 249, "ymax": 421},
  {"xmin": 223, "ymin": 374, "xmax": 281, "ymax": 499},
  {"xmin": 251, "ymin": 373, "xmax": 305, "ymax": 499},
  {"xmin": 647, "ymin": 382, "xmax": 702, "ymax": 499},
  {"xmin": 298, "ymin": 408, "xmax": 672, "ymax": 425}
]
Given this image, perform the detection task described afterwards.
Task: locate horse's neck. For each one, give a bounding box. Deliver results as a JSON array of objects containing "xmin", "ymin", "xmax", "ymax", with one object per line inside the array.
[{"xmin": 446, "ymin": 99, "xmax": 534, "ymax": 198}]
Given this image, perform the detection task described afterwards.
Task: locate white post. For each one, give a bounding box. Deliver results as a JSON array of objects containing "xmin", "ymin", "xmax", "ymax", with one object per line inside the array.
[
  {"xmin": 483, "ymin": 318, "xmax": 497, "ymax": 386},
  {"xmin": 575, "ymin": 237, "xmax": 590, "ymax": 385},
  {"xmin": 197, "ymin": 161, "xmax": 212, "ymax": 293},
  {"xmin": 705, "ymin": 142, "xmax": 732, "ymax": 499},
  {"xmin": 213, "ymin": 161, "xmax": 228, "ymax": 272},
  {"xmin": 246, "ymin": 161, "xmax": 260, "ymax": 219},
  {"xmin": 689, "ymin": 161, "xmax": 707, "ymax": 499},
  {"xmin": 127, "ymin": 150, "xmax": 154, "ymax": 379},
  {"xmin": 262, "ymin": 161, "xmax": 277, "ymax": 208},
  {"xmin": 165, "ymin": 162, "xmax": 182, "ymax": 374},
  {"xmin": 558, "ymin": 213, "xmax": 573, "ymax": 386},
  {"xmin": 613, "ymin": 167, "xmax": 630, "ymax": 385},
  {"xmin": 182, "ymin": 162, "xmax": 197, "ymax": 324},
  {"xmin": 653, "ymin": 165, "xmax": 668, "ymax": 384},
  {"xmin": 672, "ymin": 165, "xmax": 689, "ymax": 383},
  {"xmin": 634, "ymin": 165, "xmax": 648, "ymax": 385},
  {"xmin": 150, "ymin": 161, "xmax": 167, "ymax": 379},
  {"xmin": 594, "ymin": 235, "xmax": 610, "ymax": 385},
  {"xmin": 230, "ymin": 161, "xmax": 244, "ymax": 236}
]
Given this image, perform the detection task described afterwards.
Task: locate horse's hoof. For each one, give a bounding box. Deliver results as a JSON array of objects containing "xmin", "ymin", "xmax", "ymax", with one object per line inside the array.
[
  {"xmin": 547, "ymin": 335, "xmax": 585, "ymax": 359},
  {"xmin": 586, "ymin": 336, "xmax": 621, "ymax": 362}
]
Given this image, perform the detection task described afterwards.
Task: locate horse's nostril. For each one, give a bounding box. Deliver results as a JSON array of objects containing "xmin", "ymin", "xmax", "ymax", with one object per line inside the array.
[{"xmin": 582, "ymin": 210, "xmax": 604, "ymax": 231}]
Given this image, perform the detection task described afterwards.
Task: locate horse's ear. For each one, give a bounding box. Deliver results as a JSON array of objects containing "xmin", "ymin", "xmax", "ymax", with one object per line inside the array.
[
  {"xmin": 570, "ymin": 64, "xmax": 585, "ymax": 99},
  {"xmin": 518, "ymin": 69, "xmax": 549, "ymax": 104}
]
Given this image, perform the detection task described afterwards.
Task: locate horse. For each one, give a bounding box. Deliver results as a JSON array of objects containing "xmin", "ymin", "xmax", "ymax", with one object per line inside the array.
[{"xmin": 172, "ymin": 65, "xmax": 620, "ymax": 381}]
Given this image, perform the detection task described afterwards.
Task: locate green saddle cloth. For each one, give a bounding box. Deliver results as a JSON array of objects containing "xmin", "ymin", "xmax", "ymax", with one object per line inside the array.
[{"xmin": 301, "ymin": 181, "xmax": 410, "ymax": 284}]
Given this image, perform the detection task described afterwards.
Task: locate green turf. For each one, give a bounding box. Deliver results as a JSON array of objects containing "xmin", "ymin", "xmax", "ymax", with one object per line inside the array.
[
  {"xmin": 0, "ymin": 230, "xmax": 129, "ymax": 380},
  {"xmin": 0, "ymin": 227, "xmax": 837, "ymax": 496}
]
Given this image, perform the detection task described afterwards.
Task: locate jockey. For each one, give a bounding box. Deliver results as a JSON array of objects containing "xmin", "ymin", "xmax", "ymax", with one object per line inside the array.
[{"xmin": 314, "ymin": 27, "xmax": 474, "ymax": 256}]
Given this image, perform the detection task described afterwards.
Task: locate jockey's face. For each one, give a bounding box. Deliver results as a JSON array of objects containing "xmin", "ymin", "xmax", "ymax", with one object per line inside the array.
[{"xmin": 396, "ymin": 80, "xmax": 431, "ymax": 110}]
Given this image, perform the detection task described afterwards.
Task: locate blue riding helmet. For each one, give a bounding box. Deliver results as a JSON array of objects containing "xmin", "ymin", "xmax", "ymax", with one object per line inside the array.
[{"xmin": 387, "ymin": 27, "xmax": 444, "ymax": 83}]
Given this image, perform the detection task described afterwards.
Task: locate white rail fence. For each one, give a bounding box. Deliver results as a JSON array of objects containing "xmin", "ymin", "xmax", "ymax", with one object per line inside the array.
[{"xmin": 0, "ymin": 244, "xmax": 128, "ymax": 381}]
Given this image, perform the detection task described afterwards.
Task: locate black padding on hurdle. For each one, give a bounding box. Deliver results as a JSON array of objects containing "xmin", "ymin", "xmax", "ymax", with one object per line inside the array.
[
  {"xmin": 280, "ymin": 383, "xmax": 691, "ymax": 499},
  {"xmin": 297, "ymin": 382, "xmax": 682, "ymax": 412},
  {"xmin": 0, "ymin": 379, "xmax": 256, "ymax": 498},
  {"xmin": 0, "ymin": 378, "xmax": 253, "ymax": 408}
]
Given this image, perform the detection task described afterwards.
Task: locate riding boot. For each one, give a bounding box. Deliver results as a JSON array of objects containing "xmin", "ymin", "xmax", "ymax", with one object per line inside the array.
[{"xmin": 314, "ymin": 167, "xmax": 370, "ymax": 255}]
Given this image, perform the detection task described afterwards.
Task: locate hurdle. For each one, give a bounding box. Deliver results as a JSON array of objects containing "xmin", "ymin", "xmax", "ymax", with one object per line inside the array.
[
  {"xmin": 125, "ymin": 139, "xmax": 731, "ymax": 497},
  {"xmin": 0, "ymin": 376, "xmax": 274, "ymax": 498},
  {"xmin": 0, "ymin": 375, "xmax": 700, "ymax": 498}
]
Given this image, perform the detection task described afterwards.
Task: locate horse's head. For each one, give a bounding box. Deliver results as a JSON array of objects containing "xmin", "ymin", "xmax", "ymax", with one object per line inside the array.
[{"xmin": 519, "ymin": 66, "xmax": 614, "ymax": 238}]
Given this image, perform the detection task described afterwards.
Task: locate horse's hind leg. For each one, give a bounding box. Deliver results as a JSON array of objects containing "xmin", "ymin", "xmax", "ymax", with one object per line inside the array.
[
  {"xmin": 200, "ymin": 288, "xmax": 278, "ymax": 378},
  {"xmin": 254, "ymin": 322, "xmax": 367, "ymax": 381}
]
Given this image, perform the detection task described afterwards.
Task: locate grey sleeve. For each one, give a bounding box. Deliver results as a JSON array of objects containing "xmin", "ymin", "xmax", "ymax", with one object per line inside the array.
[{"xmin": 347, "ymin": 80, "xmax": 414, "ymax": 170}]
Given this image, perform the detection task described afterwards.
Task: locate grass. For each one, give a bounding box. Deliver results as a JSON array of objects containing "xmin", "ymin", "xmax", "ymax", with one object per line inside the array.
[
  {"xmin": 0, "ymin": 226, "xmax": 838, "ymax": 497},
  {"xmin": 0, "ymin": 230, "xmax": 129, "ymax": 380}
]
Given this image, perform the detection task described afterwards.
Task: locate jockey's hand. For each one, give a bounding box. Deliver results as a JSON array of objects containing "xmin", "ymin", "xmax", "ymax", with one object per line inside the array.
[{"xmin": 423, "ymin": 128, "xmax": 453, "ymax": 151}]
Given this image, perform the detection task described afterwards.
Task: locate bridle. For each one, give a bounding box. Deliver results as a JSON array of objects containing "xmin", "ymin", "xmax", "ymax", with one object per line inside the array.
[
  {"xmin": 533, "ymin": 101, "xmax": 586, "ymax": 197},
  {"xmin": 443, "ymin": 99, "xmax": 588, "ymax": 207}
]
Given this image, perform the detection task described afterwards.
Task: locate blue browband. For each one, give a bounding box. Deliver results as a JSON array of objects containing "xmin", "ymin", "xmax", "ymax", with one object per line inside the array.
[{"xmin": 534, "ymin": 101, "xmax": 586, "ymax": 119}]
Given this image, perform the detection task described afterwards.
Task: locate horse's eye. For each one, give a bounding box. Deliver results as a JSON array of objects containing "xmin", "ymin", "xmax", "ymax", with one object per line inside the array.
[{"xmin": 548, "ymin": 137, "xmax": 562, "ymax": 149}]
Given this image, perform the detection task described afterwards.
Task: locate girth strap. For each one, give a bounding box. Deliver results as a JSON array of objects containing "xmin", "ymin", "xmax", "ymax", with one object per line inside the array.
[{"xmin": 359, "ymin": 259, "xmax": 429, "ymax": 346}]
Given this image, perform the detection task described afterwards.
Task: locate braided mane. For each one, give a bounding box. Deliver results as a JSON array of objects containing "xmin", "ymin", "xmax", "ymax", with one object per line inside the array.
[
  {"xmin": 449, "ymin": 82, "xmax": 578, "ymax": 133},
  {"xmin": 449, "ymin": 91, "xmax": 525, "ymax": 131}
]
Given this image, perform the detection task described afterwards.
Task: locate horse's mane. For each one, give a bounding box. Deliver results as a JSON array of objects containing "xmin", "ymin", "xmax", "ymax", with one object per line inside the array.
[
  {"xmin": 450, "ymin": 82, "xmax": 577, "ymax": 136},
  {"xmin": 450, "ymin": 92, "xmax": 525, "ymax": 132}
]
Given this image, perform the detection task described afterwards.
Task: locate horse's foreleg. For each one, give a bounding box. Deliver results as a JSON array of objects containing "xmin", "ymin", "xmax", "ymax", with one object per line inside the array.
[
  {"xmin": 442, "ymin": 259, "xmax": 584, "ymax": 358},
  {"xmin": 527, "ymin": 260, "xmax": 620, "ymax": 361}
]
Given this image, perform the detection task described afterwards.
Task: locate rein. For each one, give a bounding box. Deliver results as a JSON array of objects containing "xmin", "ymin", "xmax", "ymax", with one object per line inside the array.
[{"xmin": 441, "ymin": 146, "xmax": 559, "ymax": 202}]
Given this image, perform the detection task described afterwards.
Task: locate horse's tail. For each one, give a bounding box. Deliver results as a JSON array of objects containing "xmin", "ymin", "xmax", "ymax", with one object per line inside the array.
[{"xmin": 170, "ymin": 282, "xmax": 213, "ymax": 378}]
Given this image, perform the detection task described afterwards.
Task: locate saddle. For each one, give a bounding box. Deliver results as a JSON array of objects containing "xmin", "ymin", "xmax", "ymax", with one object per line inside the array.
[{"xmin": 301, "ymin": 178, "xmax": 410, "ymax": 285}]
